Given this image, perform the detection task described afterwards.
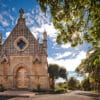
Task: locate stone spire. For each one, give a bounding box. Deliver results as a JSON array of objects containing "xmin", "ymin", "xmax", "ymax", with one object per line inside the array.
[
  {"xmin": 43, "ymin": 31, "xmax": 47, "ymax": 53},
  {"xmin": 19, "ymin": 8, "xmax": 24, "ymax": 18},
  {"xmin": 17, "ymin": 8, "xmax": 26, "ymax": 25},
  {"xmin": 43, "ymin": 31, "xmax": 47, "ymax": 41}
]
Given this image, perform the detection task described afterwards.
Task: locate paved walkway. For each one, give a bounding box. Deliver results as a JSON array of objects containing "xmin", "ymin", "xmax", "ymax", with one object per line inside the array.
[
  {"xmin": 0, "ymin": 90, "xmax": 99, "ymax": 100},
  {"xmin": 0, "ymin": 90, "xmax": 35, "ymax": 100}
]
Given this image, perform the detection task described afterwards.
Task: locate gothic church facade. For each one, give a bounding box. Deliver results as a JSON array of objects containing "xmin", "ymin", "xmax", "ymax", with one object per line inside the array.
[{"xmin": 0, "ymin": 9, "xmax": 50, "ymax": 90}]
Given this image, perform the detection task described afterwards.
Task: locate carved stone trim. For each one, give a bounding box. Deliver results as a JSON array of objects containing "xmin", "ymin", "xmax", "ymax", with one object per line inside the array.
[
  {"xmin": 33, "ymin": 55, "xmax": 41, "ymax": 63},
  {"xmin": 0, "ymin": 55, "xmax": 8, "ymax": 64},
  {"xmin": 14, "ymin": 36, "xmax": 29, "ymax": 51}
]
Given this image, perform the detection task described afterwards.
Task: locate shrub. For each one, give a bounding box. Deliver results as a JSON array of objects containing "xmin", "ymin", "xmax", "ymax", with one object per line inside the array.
[
  {"xmin": 32, "ymin": 88, "xmax": 53, "ymax": 93},
  {"xmin": 55, "ymin": 87, "xmax": 67, "ymax": 93},
  {"xmin": 32, "ymin": 88, "xmax": 39, "ymax": 92},
  {"xmin": 0, "ymin": 84, "xmax": 5, "ymax": 92}
]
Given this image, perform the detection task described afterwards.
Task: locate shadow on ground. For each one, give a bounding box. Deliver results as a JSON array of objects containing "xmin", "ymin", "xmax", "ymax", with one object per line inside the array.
[
  {"xmin": 75, "ymin": 92, "xmax": 100, "ymax": 100},
  {"xmin": 0, "ymin": 96, "xmax": 15, "ymax": 100},
  {"xmin": 0, "ymin": 96, "xmax": 29, "ymax": 100}
]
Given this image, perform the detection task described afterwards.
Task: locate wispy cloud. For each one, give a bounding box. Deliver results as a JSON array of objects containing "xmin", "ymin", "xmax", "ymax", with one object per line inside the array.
[
  {"xmin": 30, "ymin": 23, "xmax": 57, "ymax": 40},
  {"xmin": 25, "ymin": 6, "xmax": 57, "ymax": 41},
  {"xmin": 60, "ymin": 43, "xmax": 71, "ymax": 49},
  {"xmin": 55, "ymin": 52, "xmax": 72, "ymax": 59},
  {"xmin": 0, "ymin": 15, "xmax": 9, "ymax": 27},
  {"xmin": 2, "ymin": 11, "xmax": 15, "ymax": 25},
  {"xmin": 6, "ymin": 31, "xmax": 10, "ymax": 38},
  {"xmin": 0, "ymin": 1, "xmax": 6, "ymax": 8},
  {"xmin": 12, "ymin": 7, "xmax": 16, "ymax": 12},
  {"xmin": 48, "ymin": 51, "xmax": 86, "ymax": 71},
  {"xmin": 25, "ymin": 6, "xmax": 51, "ymax": 27}
]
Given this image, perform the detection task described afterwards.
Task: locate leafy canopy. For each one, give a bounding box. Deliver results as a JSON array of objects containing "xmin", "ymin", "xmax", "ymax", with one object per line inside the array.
[
  {"xmin": 48, "ymin": 64, "xmax": 67, "ymax": 80},
  {"xmin": 37, "ymin": 0, "xmax": 100, "ymax": 46},
  {"xmin": 76, "ymin": 47, "xmax": 100, "ymax": 92},
  {"xmin": 76, "ymin": 47, "xmax": 100, "ymax": 75},
  {"xmin": 81, "ymin": 77, "xmax": 91, "ymax": 91},
  {"xmin": 67, "ymin": 77, "xmax": 80, "ymax": 90}
]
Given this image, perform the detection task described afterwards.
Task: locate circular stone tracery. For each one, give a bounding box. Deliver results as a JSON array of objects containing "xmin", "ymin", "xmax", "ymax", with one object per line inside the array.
[{"xmin": 14, "ymin": 36, "xmax": 29, "ymax": 51}]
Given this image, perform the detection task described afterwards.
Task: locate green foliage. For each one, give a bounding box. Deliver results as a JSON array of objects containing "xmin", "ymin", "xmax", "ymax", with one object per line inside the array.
[
  {"xmin": 32, "ymin": 88, "xmax": 52, "ymax": 93},
  {"xmin": 48, "ymin": 64, "xmax": 60, "ymax": 79},
  {"xmin": 76, "ymin": 47, "xmax": 100, "ymax": 92},
  {"xmin": 37, "ymin": 0, "xmax": 100, "ymax": 46},
  {"xmin": 48, "ymin": 64, "xmax": 67, "ymax": 90},
  {"xmin": 81, "ymin": 77, "xmax": 91, "ymax": 91},
  {"xmin": 55, "ymin": 82, "xmax": 67, "ymax": 93},
  {"xmin": 59, "ymin": 67, "xmax": 67, "ymax": 80},
  {"xmin": 0, "ymin": 84, "xmax": 5, "ymax": 92},
  {"xmin": 48, "ymin": 64, "xmax": 67, "ymax": 79},
  {"xmin": 56, "ymin": 82, "xmax": 68, "ymax": 89},
  {"xmin": 67, "ymin": 77, "xmax": 81, "ymax": 90},
  {"xmin": 76, "ymin": 47, "xmax": 100, "ymax": 78},
  {"xmin": 55, "ymin": 87, "xmax": 67, "ymax": 93}
]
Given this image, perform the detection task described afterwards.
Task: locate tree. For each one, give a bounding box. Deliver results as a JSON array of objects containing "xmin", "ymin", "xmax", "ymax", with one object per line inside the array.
[
  {"xmin": 37, "ymin": 0, "xmax": 100, "ymax": 46},
  {"xmin": 67, "ymin": 77, "xmax": 81, "ymax": 90},
  {"xmin": 81, "ymin": 77, "xmax": 91, "ymax": 91},
  {"xmin": 76, "ymin": 47, "xmax": 100, "ymax": 92},
  {"xmin": 48, "ymin": 64, "xmax": 67, "ymax": 89},
  {"xmin": 59, "ymin": 67, "xmax": 67, "ymax": 80}
]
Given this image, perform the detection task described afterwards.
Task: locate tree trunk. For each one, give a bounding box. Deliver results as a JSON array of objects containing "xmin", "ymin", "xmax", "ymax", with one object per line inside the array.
[{"xmin": 49, "ymin": 77, "xmax": 55, "ymax": 90}]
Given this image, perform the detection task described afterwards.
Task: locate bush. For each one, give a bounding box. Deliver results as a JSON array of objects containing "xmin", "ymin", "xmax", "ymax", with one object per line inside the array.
[
  {"xmin": 32, "ymin": 88, "xmax": 53, "ymax": 93},
  {"xmin": 0, "ymin": 84, "xmax": 5, "ymax": 92},
  {"xmin": 32, "ymin": 88, "xmax": 39, "ymax": 92},
  {"xmin": 55, "ymin": 87, "xmax": 67, "ymax": 93},
  {"xmin": 56, "ymin": 82, "xmax": 68, "ymax": 89}
]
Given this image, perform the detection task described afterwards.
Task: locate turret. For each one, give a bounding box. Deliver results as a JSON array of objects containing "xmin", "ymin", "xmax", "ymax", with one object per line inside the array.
[{"xmin": 43, "ymin": 31, "xmax": 47, "ymax": 52}]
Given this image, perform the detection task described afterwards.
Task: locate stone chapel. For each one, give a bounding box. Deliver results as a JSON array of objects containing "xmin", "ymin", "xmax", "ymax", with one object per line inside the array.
[{"xmin": 0, "ymin": 9, "xmax": 50, "ymax": 90}]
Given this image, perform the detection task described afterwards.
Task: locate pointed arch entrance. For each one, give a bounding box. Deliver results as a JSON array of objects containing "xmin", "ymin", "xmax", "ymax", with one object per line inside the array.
[{"xmin": 14, "ymin": 64, "xmax": 30, "ymax": 89}]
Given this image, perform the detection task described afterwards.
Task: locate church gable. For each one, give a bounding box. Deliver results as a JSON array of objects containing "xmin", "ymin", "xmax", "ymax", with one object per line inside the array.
[
  {"xmin": 0, "ymin": 9, "xmax": 50, "ymax": 90},
  {"xmin": 1, "ymin": 9, "xmax": 46, "ymax": 56}
]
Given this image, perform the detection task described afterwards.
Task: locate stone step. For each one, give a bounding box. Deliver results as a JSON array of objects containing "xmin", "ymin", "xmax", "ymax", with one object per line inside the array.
[{"xmin": 0, "ymin": 90, "xmax": 35, "ymax": 98}]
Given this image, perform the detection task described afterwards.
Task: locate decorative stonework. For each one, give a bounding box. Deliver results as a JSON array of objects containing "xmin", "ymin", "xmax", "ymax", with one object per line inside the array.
[
  {"xmin": 14, "ymin": 36, "xmax": 29, "ymax": 51},
  {"xmin": 0, "ymin": 9, "xmax": 50, "ymax": 90},
  {"xmin": 0, "ymin": 55, "xmax": 8, "ymax": 64},
  {"xmin": 33, "ymin": 55, "xmax": 41, "ymax": 64}
]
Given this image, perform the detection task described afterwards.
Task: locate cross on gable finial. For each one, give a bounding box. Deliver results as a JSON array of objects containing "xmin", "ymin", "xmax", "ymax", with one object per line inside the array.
[{"xmin": 19, "ymin": 8, "xmax": 24, "ymax": 18}]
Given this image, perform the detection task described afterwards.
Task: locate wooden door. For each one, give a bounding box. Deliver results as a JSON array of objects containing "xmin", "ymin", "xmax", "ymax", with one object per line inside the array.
[{"xmin": 16, "ymin": 68, "xmax": 29, "ymax": 88}]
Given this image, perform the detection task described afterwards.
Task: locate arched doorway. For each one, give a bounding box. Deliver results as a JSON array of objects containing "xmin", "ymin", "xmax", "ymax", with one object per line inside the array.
[{"xmin": 16, "ymin": 67, "xmax": 29, "ymax": 88}]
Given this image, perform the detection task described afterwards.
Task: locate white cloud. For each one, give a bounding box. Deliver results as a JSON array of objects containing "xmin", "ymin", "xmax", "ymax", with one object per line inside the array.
[
  {"xmin": 25, "ymin": 13, "xmax": 35, "ymax": 26},
  {"xmin": 0, "ymin": 15, "xmax": 9, "ymax": 27},
  {"xmin": 25, "ymin": 6, "xmax": 57, "ymax": 41},
  {"xmin": 30, "ymin": 23, "xmax": 57, "ymax": 41},
  {"xmin": 55, "ymin": 78, "xmax": 66, "ymax": 83},
  {"xmin": 0, "ymin": 11, "xmax": 15, "ymax": 26},
  {"xmin": 61, "ymin": 43, "xmax": 71, "ymax": 49},
  {"xmin": 55, "ymin": 52, "xmax": 71, "ymax": 59},
  {"xmin": 44, "ymin": 23, "xmax": 57, "ymax": 38},
  {"xmin": 6, "ymin": 31, "xmax": 10, "ymax": 38},
  {"xmin": 12, "ymin": 7, "xmax": 16, "ymax": 12},
  {"xmin": 48, "ymin": 51, "xmax": 86, "ymax": 71},
  {"xmin": 25, "ymin": 6, "xmax": 51, "ymax": 27}
]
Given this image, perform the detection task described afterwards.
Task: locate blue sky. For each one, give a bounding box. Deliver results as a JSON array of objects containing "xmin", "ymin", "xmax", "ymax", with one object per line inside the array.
[{"xmin": 0, "ymin": 0, "xmax": 92, "ymax": 81}]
